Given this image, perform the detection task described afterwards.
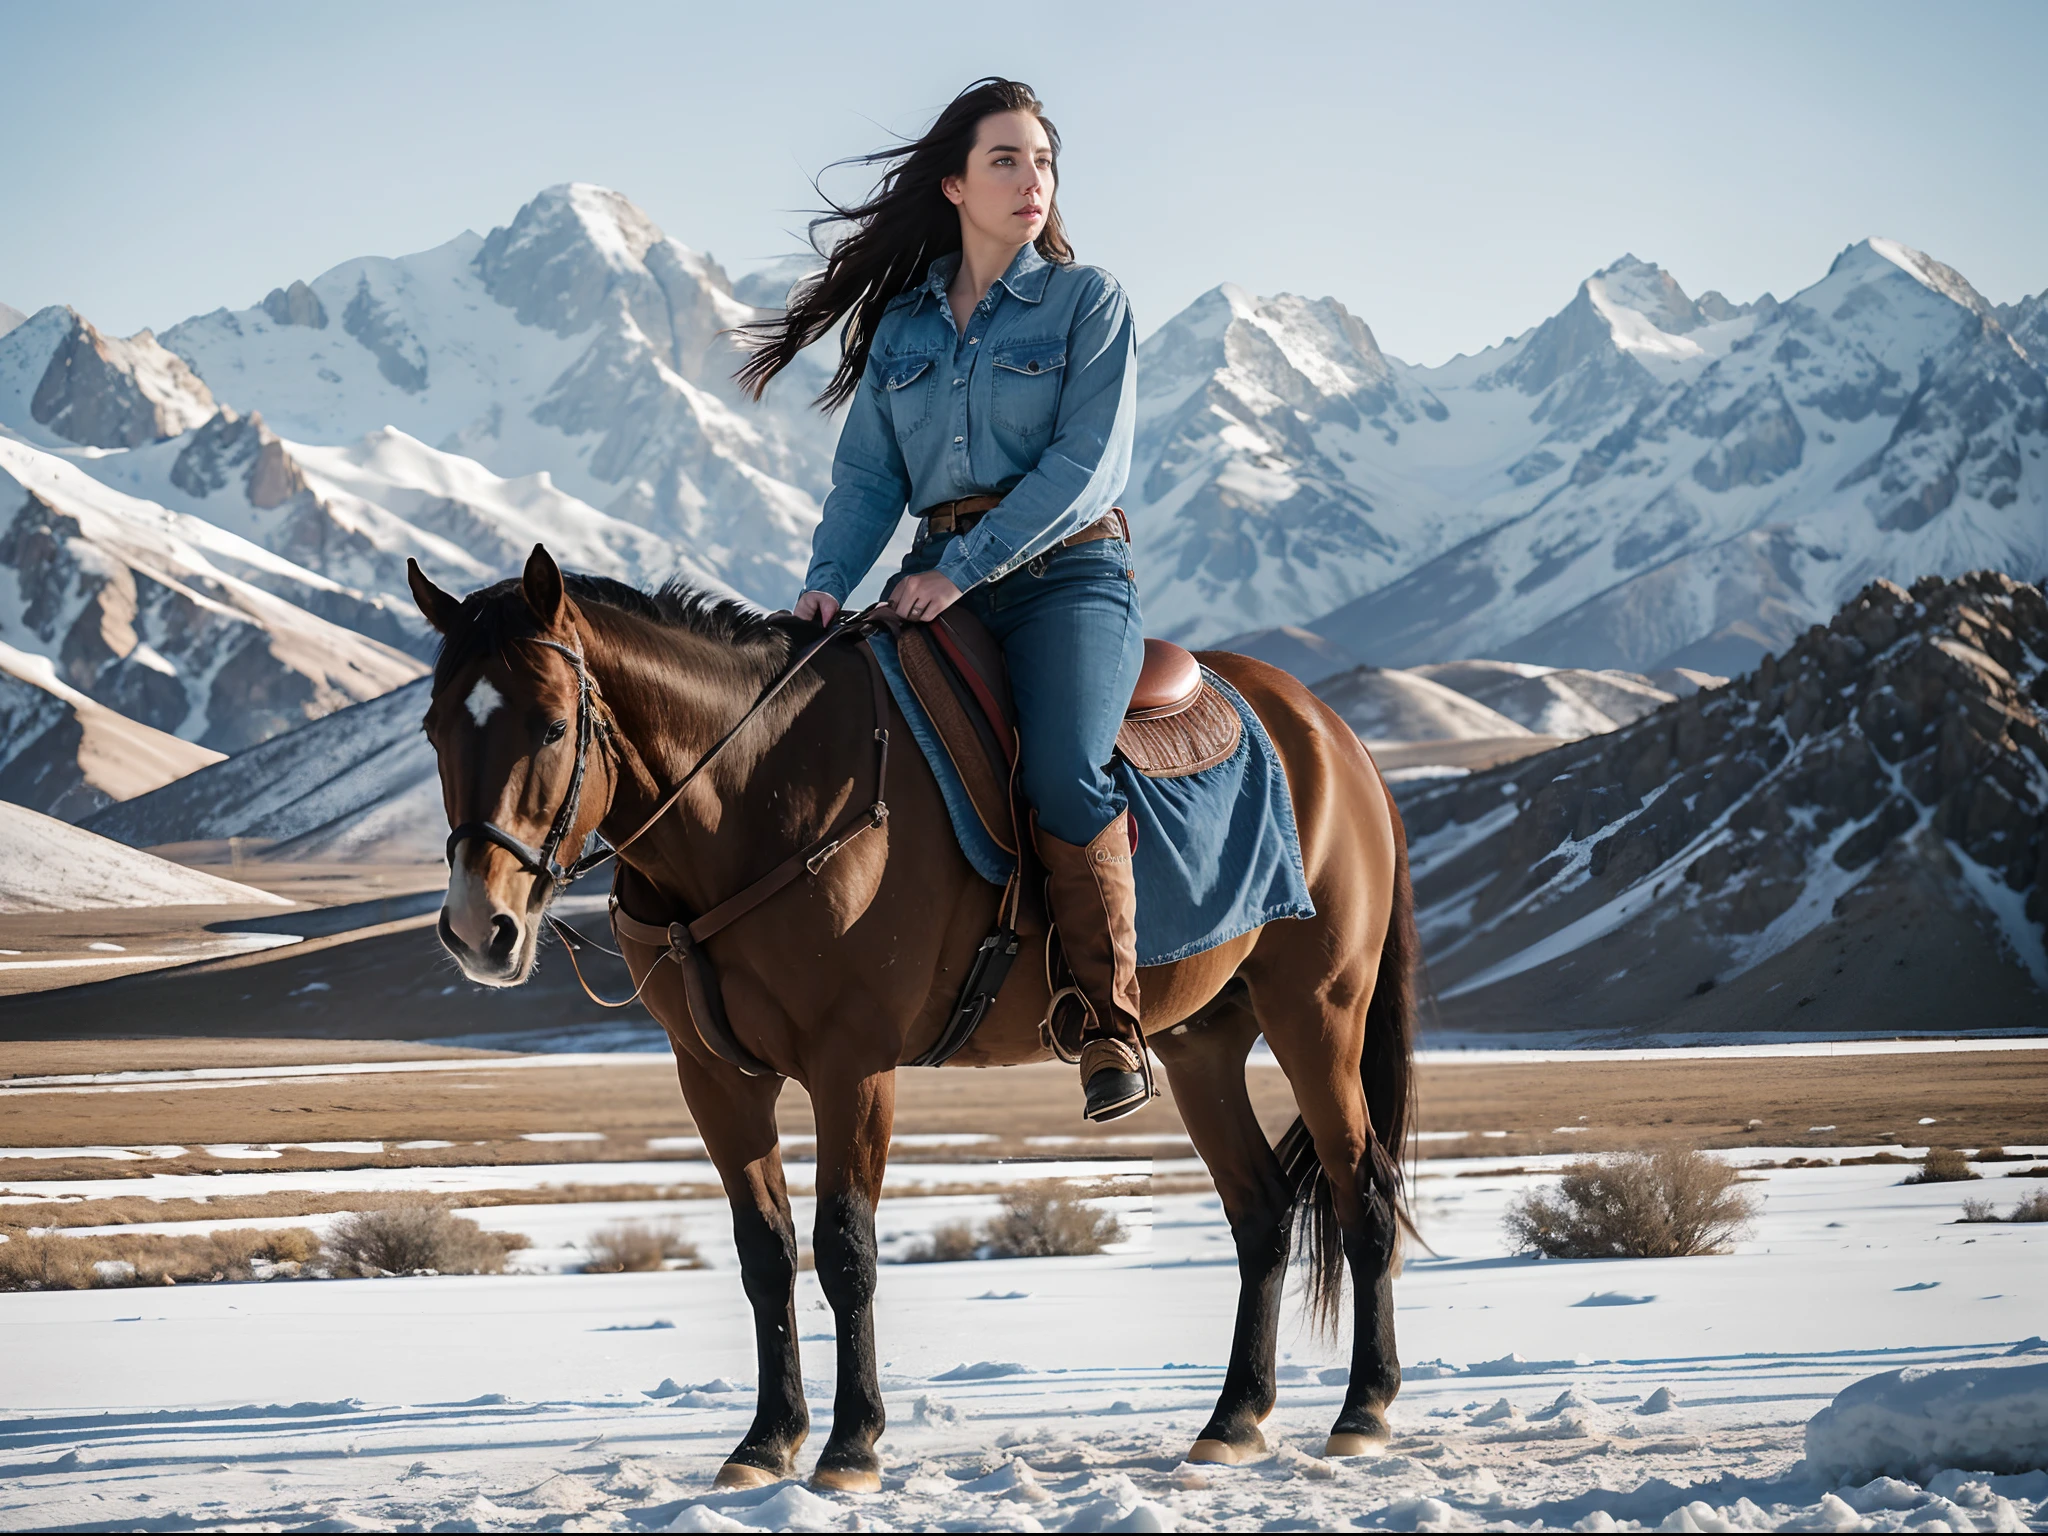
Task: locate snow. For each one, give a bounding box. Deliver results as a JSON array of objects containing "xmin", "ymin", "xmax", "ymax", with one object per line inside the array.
[
  {"xmin": 0, "ymin": 800, "xmax": 290, "ymax": 911},
  {"xmin": 3, "ymin": 1147, "xmax": 2044, "ymax": 1530},
  {"xmin": 1806, "ymin": 1362, "xmax": 2048, "ymax": 1484}
]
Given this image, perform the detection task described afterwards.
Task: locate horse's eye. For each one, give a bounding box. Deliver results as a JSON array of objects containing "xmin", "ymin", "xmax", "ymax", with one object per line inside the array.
[{"xmin": 544, "ymin": 719, "xmax": 569, "ymax": 745}]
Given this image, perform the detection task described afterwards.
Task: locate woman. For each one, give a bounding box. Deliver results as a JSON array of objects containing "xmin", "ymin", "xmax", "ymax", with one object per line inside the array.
[{"xmin": 738, "ymin": 77, "xmax": 1147, "ymax": 1122}]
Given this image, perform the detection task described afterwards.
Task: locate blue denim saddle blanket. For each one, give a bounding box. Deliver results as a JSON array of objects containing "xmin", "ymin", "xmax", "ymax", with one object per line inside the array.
[{"xmin": 866, "ymin": 634, "xmax": 1316, "ymax": 966}]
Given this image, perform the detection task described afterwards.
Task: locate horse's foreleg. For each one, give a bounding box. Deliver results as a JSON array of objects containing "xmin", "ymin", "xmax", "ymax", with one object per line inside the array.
[
  {"xmin": 672, "ymin": 1059, "xmax": 809, "ymax": 1488},
  {"xmin": 807, "ymin": 1065, "xmax": 896, "ymax": 1492},
  {"xmin": 1153, "ymin": 989, "xmax": 1293, "ymax": 1466}
]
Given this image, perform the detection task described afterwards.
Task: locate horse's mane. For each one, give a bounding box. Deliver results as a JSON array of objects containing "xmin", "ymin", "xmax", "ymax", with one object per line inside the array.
[{"xmin": 432, "ymin": 573, "xmax": 800, "ymax": 691}]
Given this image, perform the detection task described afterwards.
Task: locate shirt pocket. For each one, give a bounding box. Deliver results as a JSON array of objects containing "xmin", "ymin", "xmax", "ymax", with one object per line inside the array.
[
  {"xmin": 989, "ymin": 337, "xmax": 1067, "ymax": 438},
  {"xmin": 881, "ymin": 353, "xmax": 938, "ymax": 438}
]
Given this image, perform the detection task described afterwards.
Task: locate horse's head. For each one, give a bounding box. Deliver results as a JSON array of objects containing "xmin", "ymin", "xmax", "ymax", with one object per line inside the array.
[{"xmin": 409, "ymin": 545, "xmax": 615, "ymax": 987}]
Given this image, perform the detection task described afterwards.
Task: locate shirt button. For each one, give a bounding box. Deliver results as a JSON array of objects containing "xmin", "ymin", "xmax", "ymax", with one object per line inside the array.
[
  {"xmin": 954, "ymin": 379, "xmax": 964, "ymax": 386},
  {"xmin": 968, "ymin": 336, "xmax": 978, "ymax": 344},
  {"xmin": 953, "ymin": 435, "xmax": 964, "ymax": 444}
]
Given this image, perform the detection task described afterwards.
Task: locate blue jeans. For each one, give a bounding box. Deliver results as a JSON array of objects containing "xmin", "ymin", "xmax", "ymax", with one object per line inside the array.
[{"xmin": 888, "ymin": 531, "xmax": 1144, "ymax": 846}]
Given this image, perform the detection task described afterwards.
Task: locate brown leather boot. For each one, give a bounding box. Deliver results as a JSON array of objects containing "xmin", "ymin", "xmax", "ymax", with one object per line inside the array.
[{"xmin": 1035, "ymin": 811, "xmax": 1150, "ymax": 1123}]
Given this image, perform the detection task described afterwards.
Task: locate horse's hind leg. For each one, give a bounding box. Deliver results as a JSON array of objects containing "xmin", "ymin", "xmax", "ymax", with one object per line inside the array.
[
  {"xmin": 672, "ymin": 1058, "xmax": 809, "ymax": 1489},
  {"xmin": 1249, "ymin": 966, "xmax": 1401, "ymax": 1456},
  {"xmin": 1152, "ymin": 985, "xmax": 1293, "ymax": 1465},
  {"xmin": 807, "ymin": 1065, "xmax": 896, "ymax": 1493}
]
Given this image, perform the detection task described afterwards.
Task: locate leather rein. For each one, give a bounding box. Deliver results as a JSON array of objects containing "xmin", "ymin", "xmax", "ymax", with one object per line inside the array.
[{"xmin": 443, "ymin": 608, "xmax": 893, "ymax": 1069}]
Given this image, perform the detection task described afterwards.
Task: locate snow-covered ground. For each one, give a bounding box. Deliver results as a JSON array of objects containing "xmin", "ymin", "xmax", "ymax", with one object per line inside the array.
[{"xmin": 4, "ymin": 1148, "xmax": 2044, "ymax": 1531}]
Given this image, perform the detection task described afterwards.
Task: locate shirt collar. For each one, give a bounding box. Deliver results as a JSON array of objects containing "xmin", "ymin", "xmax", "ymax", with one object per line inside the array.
[{"xmin": 914, "ymin": 244, "xmax": 1055, "ymax": 311}]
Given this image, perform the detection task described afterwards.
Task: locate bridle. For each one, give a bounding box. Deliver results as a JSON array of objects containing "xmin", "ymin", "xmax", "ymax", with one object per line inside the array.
[{"xmin": 443, "ymin": 637, "xmax": 615, "ymax": 896}]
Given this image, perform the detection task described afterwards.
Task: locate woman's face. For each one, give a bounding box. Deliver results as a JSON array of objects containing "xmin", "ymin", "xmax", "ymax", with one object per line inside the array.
[{"xmin": 942, "ymin": 109, "xmax": 1054, "ymax": 249}]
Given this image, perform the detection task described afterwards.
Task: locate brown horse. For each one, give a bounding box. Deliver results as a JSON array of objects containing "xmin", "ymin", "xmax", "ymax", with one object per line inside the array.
[{"xmin": 408, "ymin": 544, "xmax": 1415, "ymax": 1491}]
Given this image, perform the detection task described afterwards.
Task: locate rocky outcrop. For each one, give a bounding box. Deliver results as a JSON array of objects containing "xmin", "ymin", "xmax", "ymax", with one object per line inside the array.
[
  {"xmin": 22, "ymin": 308, "xmax": 217, "ymax": 448},
  {"xmin": 1397, "ymin": 571, "xmax": 2048, "ymax": 1035},
  {"xmin": 261, "ymin": 279, "xmax": 327, "ymax": 329}
]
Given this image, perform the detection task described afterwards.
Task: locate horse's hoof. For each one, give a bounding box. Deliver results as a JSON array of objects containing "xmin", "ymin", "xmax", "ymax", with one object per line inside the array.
[
  {"xmin": 811, "ymin": 1464, "xmax": 881, "ymax": 1493},
  {"xmin": 1187, "ymin": 1435, "xmax": 1262, "ymax": 1465},
  {"xmin": 714, "ymin": 1461, "xmax": 783, "ymax": 1489},
  {"xmin": 1324, "ymin": 1431, "xmax": 1390, "ymax": 1458}
]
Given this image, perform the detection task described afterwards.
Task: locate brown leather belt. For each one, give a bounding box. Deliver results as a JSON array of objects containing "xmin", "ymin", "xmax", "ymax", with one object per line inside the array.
[{"xmin": 921, "ymin": 494, "xmax": 1130, "ymax": 549}]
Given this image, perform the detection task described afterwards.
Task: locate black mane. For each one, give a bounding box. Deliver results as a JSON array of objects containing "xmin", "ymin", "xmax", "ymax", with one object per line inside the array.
[{"xmin": 432, "ymin": 572, "xmax": 801, "ymax": 690}]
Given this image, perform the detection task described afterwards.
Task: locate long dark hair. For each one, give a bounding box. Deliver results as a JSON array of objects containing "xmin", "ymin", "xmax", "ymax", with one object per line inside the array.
[{"xmin": 734, "ymin": 77, "xmax": 1073, "ymax": 411}]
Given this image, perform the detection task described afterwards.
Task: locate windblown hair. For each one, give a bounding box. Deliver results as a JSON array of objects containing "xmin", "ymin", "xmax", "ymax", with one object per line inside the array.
[
  {"xmin": 431, "ymin": 573, "xmax": 795, "ymax": 693},
  {"xmin": 734, "ymin": 77, "xmax": 1073, "ymax": 411}
]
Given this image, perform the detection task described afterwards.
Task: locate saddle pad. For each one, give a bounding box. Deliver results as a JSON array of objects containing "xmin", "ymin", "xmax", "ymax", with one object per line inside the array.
[{"xmin": 867, "ymin": 635, "xmax": 1316, "ymax": 967}]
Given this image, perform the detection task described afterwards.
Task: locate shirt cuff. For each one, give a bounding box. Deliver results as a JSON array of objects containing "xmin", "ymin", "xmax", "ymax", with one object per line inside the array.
[
  {"xmin": 934, "ymin": 539, "xmax": 1001, "ymax": 592},
  {"xmin": 803, "ymin": 569, "xmax": 851, "ymax": 604}
]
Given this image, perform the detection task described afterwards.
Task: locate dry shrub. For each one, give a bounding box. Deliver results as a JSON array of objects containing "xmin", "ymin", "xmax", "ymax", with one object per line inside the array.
[
  {"xmin": 1976, "ymin": 1145, "xmax": 2008, "ymax": 1161},
  {"xmin": 1959, "ymin": 1198, "xmax": 1998, "ymax": 1223},
  {"xmin": 584, "ymin": 1221, "xmax": 703, "ymax": 1273},
  {"xmin": 2007, "ymin": 1190, "xmax": 2048, "ymax": 1223},
  {"xmin": 1905, "ymin": 1147, "xmax": 1979, "ymax": 1184},
  {"xmin": 325, "ymin": 1199, "xmax": 524, "ymax": 1277},
  {"xmin": 904, "ymin": 1221, "xmax": 981, "ymax": 1264},
  {"xmin": 1503, "ymin": 1149, "xmax": 1757, "ymax": 1260},
  {"xmin": 0, "ymin": 1228, "xmax": 324, "ymax": 1291},
  {"xmin": 984, "ymin": 1183, "xmax": 1124, "ymax": 1258},
  {"xmin": 900, "ymin": 1184, "xmax": 1124, "ymax": 1263}
]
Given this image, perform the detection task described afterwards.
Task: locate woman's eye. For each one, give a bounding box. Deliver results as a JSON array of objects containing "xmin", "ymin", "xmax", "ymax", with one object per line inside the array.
[{"xmin": 544, "ymin": 720, "xmax": 568, "ymax": 745}]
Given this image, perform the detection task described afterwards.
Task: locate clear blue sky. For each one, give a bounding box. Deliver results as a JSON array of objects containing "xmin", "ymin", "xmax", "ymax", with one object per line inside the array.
[{"xmin": 4, "ymin": 0, "xmax": 2041, "ymax": 365}]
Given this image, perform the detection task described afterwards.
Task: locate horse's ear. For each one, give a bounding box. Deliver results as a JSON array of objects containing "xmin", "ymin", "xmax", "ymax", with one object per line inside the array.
[
  {"xmin": 522, "ymin": 544, "xmax": 565, "ymax": 628},
  {"xmin": 407, "ymin": 558, "xmax": 462, "ymax": 633}
]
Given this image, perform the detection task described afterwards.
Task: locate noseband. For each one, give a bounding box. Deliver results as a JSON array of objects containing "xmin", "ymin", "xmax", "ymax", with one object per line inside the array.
[{"xmin": 444, "ymin": 637, "xmax": 612, "ymax": 896}]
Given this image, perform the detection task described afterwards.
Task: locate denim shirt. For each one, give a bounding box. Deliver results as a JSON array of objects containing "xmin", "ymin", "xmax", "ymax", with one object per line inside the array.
[{"xmin": 801, "ymin": 243, "xmax": 1137, "ymax": 601}]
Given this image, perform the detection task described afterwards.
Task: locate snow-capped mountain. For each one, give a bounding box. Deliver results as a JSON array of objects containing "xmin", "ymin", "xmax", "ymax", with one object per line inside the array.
[
  {"xmin": 1396, "ymin": 571, "xmax": 2048, "ymax": 1035},
  {"xmin": 1308, "ymin": 242, "xmax": 2048, "ymax": 672},
  {"xmin": 0, "ymin": 305, "xmax": 218, "ymax": 449},
  {"xmin": 1127, "ymin": 256, "xmax": 1772, "ymax": 642},
  {"xmin": 1133, "ymin": 244, "xmax": 2046, "ymax": 675},
  {"xmin": 0, "ymin": 434, "xmax": 424, "ymax": 752},
  {"xmin": 155, "ymin": 184, "xmax": 833, "ymax": 606}
]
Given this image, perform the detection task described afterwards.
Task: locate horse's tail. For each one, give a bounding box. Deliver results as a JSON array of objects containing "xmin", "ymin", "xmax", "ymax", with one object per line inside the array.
[{"xmin": 1278, "ymin": 778, "xmax": 1418, "ymax": 1336}]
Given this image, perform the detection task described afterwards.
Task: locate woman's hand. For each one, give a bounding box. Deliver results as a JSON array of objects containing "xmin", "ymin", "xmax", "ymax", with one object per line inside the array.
[
  {"xmin": 793, "ymin": 589, "xmax": 841, "ymax": 626},
  {"xmin": 888, "ymin": 571, "xmax": 964, "ymax": 623}
]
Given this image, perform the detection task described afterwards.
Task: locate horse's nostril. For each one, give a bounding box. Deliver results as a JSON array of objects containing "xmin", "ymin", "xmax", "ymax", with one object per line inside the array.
[{"xmin": 488, "ymin": 913, "xmax": 519, "ymax": 959}]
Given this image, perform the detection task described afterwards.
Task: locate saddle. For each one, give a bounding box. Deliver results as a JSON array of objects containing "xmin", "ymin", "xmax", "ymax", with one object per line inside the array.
[{"xmin": 888, "ymin": 608, "xmax": 1242, "ymax": 858}]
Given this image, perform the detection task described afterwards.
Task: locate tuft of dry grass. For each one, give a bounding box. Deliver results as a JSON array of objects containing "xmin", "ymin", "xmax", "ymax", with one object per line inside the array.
[
  {"xmin": 1963, "ymin": 1189, "xmax": 2048, "ymax": 1224},
  {"xmin": 0, "ymin": 1227, "xmax": 324, "ymax": 1291},
  {"xmin": 583, "ymin": 1221, "xmax": 704, "ymax": 1273},
  {"xmin": 984, "ymin": 1182, "xmax": 1125, "ymax": 1258},
  {"xmin": 1503, "ymin": 1149, "xmax": 1757, "ymax": 1260},
  {"xmin": 325, "ymin": 1199, "xmax": 527, "ymax": 1277},
  {"xmin": 904, "ymin": 1221, "xmax": 981, "ymax": 1264},
  {"xmin": 1904, "ymin": 1147, "xmax": 1979, "ymax": 1184},
  {"xmin": 900, "ymin": 1182, "xmax": 1125, "ymax": 1264}
]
